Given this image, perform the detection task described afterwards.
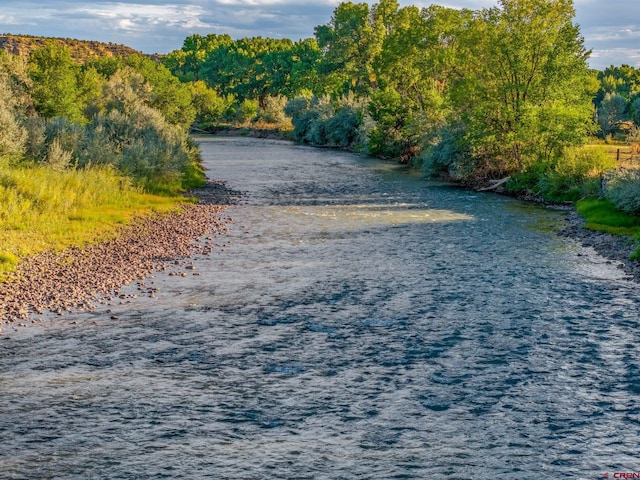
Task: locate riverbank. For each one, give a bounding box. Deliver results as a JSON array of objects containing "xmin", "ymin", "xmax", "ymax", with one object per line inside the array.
[
  {"xmin": 558, "ymin": 209, "xmax": 640, "ymax": 282},
  {"xmin": 0, "ymin": 181, "xmax": 239, "ymax": 327}
]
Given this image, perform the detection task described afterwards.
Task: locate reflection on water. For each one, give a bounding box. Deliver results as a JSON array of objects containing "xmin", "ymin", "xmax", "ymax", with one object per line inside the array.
[{"xmin": 1, "ymin": 136, "xmax": 639, "ymax": 479}]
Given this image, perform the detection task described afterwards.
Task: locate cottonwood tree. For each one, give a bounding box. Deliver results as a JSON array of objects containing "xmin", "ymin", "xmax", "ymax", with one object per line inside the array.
[
  {"xmin": 449, "ymin": 0, "xmax": 594, "ymax": 177},
  {"xmin": 28, "ymin": 43, "xmax": 85, "ymax": 122},
  {"xmin": 315, "ymin": 2, "xmax": 383, "ymax": 96},
  {"xmin": 597, "ymin": 92, "xmax": 628, "ymax": 136}
]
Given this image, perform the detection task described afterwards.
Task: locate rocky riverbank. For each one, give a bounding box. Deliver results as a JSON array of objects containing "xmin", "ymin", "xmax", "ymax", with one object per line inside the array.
[
  {"xmin": 559, "ymin": 209, "xmax": 640, "ymax": 282},
  {"xmin": 0, "ymin": 181, "xmax": 241, "ymax": 327}
]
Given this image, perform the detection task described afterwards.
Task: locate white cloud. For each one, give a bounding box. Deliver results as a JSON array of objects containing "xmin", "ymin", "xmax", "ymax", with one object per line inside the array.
[{"xmin": 589, "ymin": 48, "xmax": 640, "ymax": 69}]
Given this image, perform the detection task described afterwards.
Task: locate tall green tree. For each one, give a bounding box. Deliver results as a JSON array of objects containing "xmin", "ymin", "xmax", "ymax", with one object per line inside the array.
[
  {"xmin": 373, "ymin": 5, "xmax": 472, "ymax": 158},
  {"xmin": 450, "ymin": 0, "xmax": 593, "ymax": 176},
  {"xmin": 200, "ymin": 37, "xmax": 295, "ymax": 105},
  {"xmin": 28, "ymin": 43, "xmax": 85, "ymax": 122},
  {"xmin": 314, "ymin": 2, "xmax": 382, "ymax": 96},
  {"xmin": 289, "ymin": 39, "xmax": 324, "ymax": 95},
  {"xmin": 163, "ymin": 33, "xmax": 233, "ymax": 82}
]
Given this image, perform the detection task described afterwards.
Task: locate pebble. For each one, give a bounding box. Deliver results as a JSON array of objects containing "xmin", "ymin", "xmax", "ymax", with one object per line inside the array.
[{"xmin": 0, "ymin": 182, "xmax": 234, "ymax": 325}]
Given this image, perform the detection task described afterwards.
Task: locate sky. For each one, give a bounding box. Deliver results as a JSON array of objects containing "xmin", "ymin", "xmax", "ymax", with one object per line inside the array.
[{"xmin": 0, "ymin": 0, "xmax": 638, "ymax": 70}]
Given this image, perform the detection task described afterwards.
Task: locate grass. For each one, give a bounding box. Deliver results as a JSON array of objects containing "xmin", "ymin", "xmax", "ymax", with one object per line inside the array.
[
  {"xmin": 585, "ymin": 141, "xmax": 639, "ymax": 170},
  {"xmin": 0, "ymin": 163, "xmax": 191, "ymax": 278},
  {"xmin": 576, "ymin": 197, "xmax": 640, "ymax": 259}
]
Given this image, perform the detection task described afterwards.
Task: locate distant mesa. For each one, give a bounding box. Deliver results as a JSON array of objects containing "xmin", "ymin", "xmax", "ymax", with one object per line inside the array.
[{"xmin": 0, "ymin": 33, "xmax": 159, "ymax": 63}]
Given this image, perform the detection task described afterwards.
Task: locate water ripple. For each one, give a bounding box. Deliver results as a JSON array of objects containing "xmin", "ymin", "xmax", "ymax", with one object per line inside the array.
[{"xmin": 2, "ymin": 137, "xmax": 640, "ymax": 479}]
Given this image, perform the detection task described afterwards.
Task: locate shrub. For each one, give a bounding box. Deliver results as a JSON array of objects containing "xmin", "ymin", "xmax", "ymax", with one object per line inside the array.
[
  {"xmin": 605, "ymin": 170, "xmax": 640, "ymax": 214},
  {"xmin": 45, "ymin": 138, "xmax": 73, "ymax": 170},
  {"xmin": 22, "ymin": 116, "xmax": 46, "ymax": 160},
  {"xmin": 257, "ymin": 95, "xmax": 290, "ymax": 126},
  {"xmin": 417, "ymin": 122, "xmax": 473, "ymax": 180},
  {"xmin": 285, "ymin": 96, "xmax": 315, "ymax": 142},
  {"xmin": 597, "ymin": 93, "xmax": 628, "ymax": 137},
  {"xmin": 0, "ymin": 108, "xmax": 27, "ymax": 161},
  {"xmin": 0, "ymin": 58, "xmax": 30, "ymax": 162},
  {"xmin": 43, "ymin": 116, "xmax": 86, "ymax": 164},
  {"xmin": 555, "ymin": 145, "xmax": 616, "ymax": 179},
  {"xmin": 191, "ymin": 81, "xmax": 235, "ymax": 128},
  {"xmin": 631, "ymin": 97, "xmax": 640, "ymax": 126},
  {"xmin": 627, "ymin": 125, "xmax": 640, "ymax": 144},
  {"xmin": 285, "ymin": 95, "xmax": 334, "ymax": 144},
  {"xmin": 324, "ymin": 105, "xmax": 362, "ymax": 147},
  {"xmin": 524, "ymin": 145, "xmax": 617, "ymax": 201},
  {"xmin": 84, "ymin": 105, "xmax": 204, "ymax": 194},
  {"xmin": 236, "ymin": 99, "xmax": 259, "ymax": 124}
]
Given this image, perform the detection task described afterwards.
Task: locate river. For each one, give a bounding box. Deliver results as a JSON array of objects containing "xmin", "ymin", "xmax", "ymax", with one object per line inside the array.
[{"xmin": 1, "ymin": 136, "xmax": 639, "ymax": 479}]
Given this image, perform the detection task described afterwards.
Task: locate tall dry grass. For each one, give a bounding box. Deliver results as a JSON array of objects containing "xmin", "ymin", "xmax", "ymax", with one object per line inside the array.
[{"xmin": 0, "ymin": 163, "xmax": 188, "ymax": 275}]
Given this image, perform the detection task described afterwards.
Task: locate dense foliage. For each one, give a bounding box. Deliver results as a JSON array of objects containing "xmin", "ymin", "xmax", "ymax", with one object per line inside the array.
[
  {"xmin": 0, "ymin": 44, "xmax": 205, "ymax": 195},
  {"xmin": 161, "ymin": 0, "xmax": 640, "ymax": 203},
  {"xmin": 0, "ymin": 44, "xmax": 203, "ymax": 272}
]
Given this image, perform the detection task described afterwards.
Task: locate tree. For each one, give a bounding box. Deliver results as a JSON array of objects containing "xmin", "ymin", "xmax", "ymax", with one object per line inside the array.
[
  {"xmin": 449, "ymin": 0, "xmax": 593, "ymax": 177},
  {"xmin": 123, "ymin": 54, "xmax": 196, "ymax": 128},
  {"xmin": 191, "ymin": 80, "xmax": 235, "ymax": 127},
  {"xmin": 289, "ymin": 39, "xmax": 324, "ymax": 96},
  {"xmin": 374, "ymin": 5, "xmax": 470, "ymax": 145},
  {"xmin": 598, "ymin": 92, "xmax": 628, "ymax": 135},
  {"xmin": 163, "ymin": 33, "xmax": 233, "ymax": 82},
  {"xmin": 28, "ymin": 42, "xmax": 84, "ymax": 122},
  {"xmin": 201, "ymin": 37, "xmax": 295, "ymax": 105},
  {"xmin": 315, "ymin": 2, "xmax": 382, "ymax": 96}
]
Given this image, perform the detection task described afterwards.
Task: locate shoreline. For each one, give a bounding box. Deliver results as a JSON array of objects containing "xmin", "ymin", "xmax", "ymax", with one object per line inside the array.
[
  {"xmin": 1, "ymin": 140, "xmax": 638, "ymax": 329},
  {"xmin": 0, "ymin": 181, "xmax": 240, "ymax": 328},
  {"xmin": 558, "ymin": 209, "xmax": 640, "ymax": 282}
]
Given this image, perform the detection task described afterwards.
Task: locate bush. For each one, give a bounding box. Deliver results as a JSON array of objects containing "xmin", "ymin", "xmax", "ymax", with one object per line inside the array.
[
  {"xmin": 45, "ymin": 138, "xmax": 73, "ymax": 171},
  {"xmin": 417, "ymin": 122, "xmax": 473, "ymax": 180},
  {"xmin": 236, "ymin": 99, "xmax": 259, "ymax": 124},
  {"xmin": 0, "ymin": 108, "xmax": 27, "ymax": 161},
  {"xmin": 43, "ymin": 117, "xmax": 86, "ymax": 163},
  {"xmin": 0, "ymin": 59, "xmax": 29, "ymax": 162},
  {"xmin": 597, "ymin": 92, "xmax": 628, "ymax": 136},
  {"xmin": 22, "ymin": 117, "xmax": 46, "ymax": 160},
  {"xmin": 556, "ymin": 145, "xmax": 616, "ymax": 179},
  {"xmin": 324, "ymin": 105, "xmax": 362, "ymax": 147},
  {"xmin": 605, "ymin": 170, "xmax": 640, "ymax": 214},
  {"xmin": 631, "ymin": 97, "xmax": 640, "ymax": 126},
  {"xmin": 527, "ymin": 145, "xmax": 617, "ymax": 201},
  {"xmin": 191, "ymin": 81, "xmax": 235, "ymax": 128},
  {"xmin": 84, "ymin": 105, "xmax": 204, "ymax": 194},
  {"xmin": 285, "ymin": 95, "xmax": 333, "ymax": 144},
  {"xmin": 257, "ymin": 95, "xmax": 290, "ymax": 126}
]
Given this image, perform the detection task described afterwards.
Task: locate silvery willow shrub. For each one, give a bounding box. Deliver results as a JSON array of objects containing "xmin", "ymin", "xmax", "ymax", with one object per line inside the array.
[
  {"xmin": 605, "ymin": 170, "xmax": 640, "ymax": 215},
  {"xmin": 257, "ymin": 95, "xmax": 290, "ymax": 126}
]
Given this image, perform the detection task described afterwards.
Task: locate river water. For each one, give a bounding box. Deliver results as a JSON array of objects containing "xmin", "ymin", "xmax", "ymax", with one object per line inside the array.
[{"xmin": 1, "ymin": 137, "xmax": 640, "ymax": 479}]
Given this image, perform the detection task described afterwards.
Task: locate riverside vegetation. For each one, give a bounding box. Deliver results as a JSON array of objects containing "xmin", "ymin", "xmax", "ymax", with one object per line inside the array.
[
  {"xmin": 0, "ymin": 43, "xmax": 206, "ymax": 277},
  {"xmin": 1, "ymin": 0, "xmax": 640, "ymax": 283},
  {"xmin": 160, "ymin": 0, "xmax": 640, "ymax": 259}
]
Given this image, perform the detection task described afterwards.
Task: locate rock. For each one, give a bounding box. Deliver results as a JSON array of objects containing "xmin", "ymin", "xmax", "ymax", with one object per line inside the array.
[{"xmin": 0, "ymin": 183, "xmax": 235, "ymax": 326}]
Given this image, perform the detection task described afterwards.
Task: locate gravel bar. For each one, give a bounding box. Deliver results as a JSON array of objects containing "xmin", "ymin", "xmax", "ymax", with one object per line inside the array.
[{"xmin": 0, "ymin": 181, "xmax": 240, "ymax": 326}]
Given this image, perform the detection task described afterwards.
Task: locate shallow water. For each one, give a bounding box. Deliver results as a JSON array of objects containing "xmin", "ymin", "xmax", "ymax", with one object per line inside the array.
[{"xmin": 1, "ymin": 137, "xmax": 639, "ymax": 479}]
